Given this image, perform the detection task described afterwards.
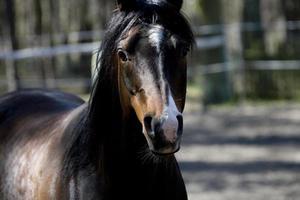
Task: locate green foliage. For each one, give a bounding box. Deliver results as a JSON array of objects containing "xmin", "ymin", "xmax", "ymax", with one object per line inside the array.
[
  {"xmin": 245, "ymin": 70, "xmax": 300, "ymax": 100},
  {"xmin": 197, "ymin": 0, "xmax": 222, "ymax": 24},
  {"xmin": 196, "ymin": 0, "xmax": 300, "ymax": 104},
  {"xmin": 203, "ymin": 72, "xmax": 233, "ymax": 104}
]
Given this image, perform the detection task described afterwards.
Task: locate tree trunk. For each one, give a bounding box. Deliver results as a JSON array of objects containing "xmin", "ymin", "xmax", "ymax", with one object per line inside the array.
[
  {"xmin": 260, "ymin": 0, "xmax": 287, "ymax": 56},
  {"xmin": 221, "ymin": 0, "xmax": 245, "ymax": 101},
  {"xmin": 3, "ymin": 0, "xmax": 20, "ymax": 92}
]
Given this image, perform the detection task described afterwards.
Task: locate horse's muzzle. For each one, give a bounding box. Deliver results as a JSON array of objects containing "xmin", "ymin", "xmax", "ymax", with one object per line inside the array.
[{"xmin": 143, "ymin": 114, "xmax": 183, "ymax": 155}]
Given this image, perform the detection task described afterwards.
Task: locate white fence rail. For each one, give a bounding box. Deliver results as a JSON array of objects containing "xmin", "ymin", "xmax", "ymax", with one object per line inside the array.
[
  {"xmin": 0, "ymin": 42, "xmax": 101, "ymax": 60},
  {"xmin": 1, "ymin": 20, "xmax": 299, "ymax": 61},
  {"xmin": 0, "ymin": 22, "xmax": 299, "ymax": 92},
  {"xmin": 200, "ymin": 60, "xmax": 300, "ymax": 75}
]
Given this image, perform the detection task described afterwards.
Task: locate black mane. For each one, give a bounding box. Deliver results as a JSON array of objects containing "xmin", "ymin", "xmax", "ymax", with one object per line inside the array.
[
  {"xmin": 93, "ymin": 0, "xmax": 194, "ymax": 87},
  {"xmin": 62, "ymin": 0, "xmax": 194, "ymax": 185}
]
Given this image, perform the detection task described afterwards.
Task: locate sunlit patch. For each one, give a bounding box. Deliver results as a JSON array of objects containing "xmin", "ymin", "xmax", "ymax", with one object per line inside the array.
[{"xmin": 1, "ymin": 113, "xmax": 71, "ymax": 199}]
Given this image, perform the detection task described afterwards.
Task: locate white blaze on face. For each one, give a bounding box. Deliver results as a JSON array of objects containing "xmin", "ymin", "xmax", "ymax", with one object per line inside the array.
[
  {"xmin": 148, "ymin": 25, "xmax": 165, "ymax": 53},
  {"xmin": 161, "ymin": 92, "xmax": 181, "ymax": 143},
  {"xmin": 148, "ymin": 26, "xmax": 181, "ymax": 143}
]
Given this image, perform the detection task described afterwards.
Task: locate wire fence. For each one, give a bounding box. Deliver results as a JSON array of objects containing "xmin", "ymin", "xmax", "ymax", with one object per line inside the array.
[{"xmin": 0, "ymin": 22, "xmax": 300, "ymax": 100}]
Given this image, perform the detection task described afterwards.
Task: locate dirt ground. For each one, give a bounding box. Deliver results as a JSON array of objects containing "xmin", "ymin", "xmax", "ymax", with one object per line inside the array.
[{"xmin": 177, "ymin": 102, "xmax": 300, "ymax": 200}]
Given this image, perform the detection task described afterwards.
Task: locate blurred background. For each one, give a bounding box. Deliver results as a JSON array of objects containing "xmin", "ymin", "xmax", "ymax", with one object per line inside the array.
[{"xmin": 1, "ymin": 0, "xmax": 300, "ymax": 199}]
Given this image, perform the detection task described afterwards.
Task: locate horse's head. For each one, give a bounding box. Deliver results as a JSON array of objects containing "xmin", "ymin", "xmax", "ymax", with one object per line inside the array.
[{"xmin": 115, "ymin": 0, "xmax": 193, "ymax": 155}]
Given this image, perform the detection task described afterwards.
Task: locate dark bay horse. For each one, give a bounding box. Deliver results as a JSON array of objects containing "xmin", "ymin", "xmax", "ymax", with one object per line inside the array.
[{"xmin": 0, "ymin": 0, "xmax": 194, "ymax": 199}]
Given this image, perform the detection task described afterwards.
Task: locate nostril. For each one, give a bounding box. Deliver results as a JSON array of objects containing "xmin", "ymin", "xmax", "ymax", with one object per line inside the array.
[
  {"xmin": 177, "ymin": 115, "xmax": 183, "ymax": 136},
  {"xmin": 153, "ymin": 121, "xmax": 162, "ymax": 136},
  {"xmin": 144, "ymin": 116, "xmax": 153, "ymax": 135}
]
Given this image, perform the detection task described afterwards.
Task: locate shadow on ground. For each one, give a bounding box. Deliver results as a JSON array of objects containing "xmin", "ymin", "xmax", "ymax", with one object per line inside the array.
[{"xmin": 178, "ymin": 103, "xmax": 300, "ymax": 200}]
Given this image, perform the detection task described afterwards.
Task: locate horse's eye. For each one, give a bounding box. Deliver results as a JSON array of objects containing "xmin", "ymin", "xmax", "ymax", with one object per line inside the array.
[
  {"xmin": 118, "ymin": 50, "xmax": 129, "ymax": 62},
  {"xmin": 180, "ymin": 47, "xmax": 189, "ymax": 57}
]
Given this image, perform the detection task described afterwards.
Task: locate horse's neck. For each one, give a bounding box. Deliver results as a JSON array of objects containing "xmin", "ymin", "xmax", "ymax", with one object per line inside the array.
[
  {"xmin": 63, "ymin": 105, "xmax": 186, "ymax": 199},
  {"xmin": 100, "ymin": 114, "xmax": 186, "ymax": 199},
  {"xmin": 108, "ymin": 149, "xmax": 187, "ymax": 199}
]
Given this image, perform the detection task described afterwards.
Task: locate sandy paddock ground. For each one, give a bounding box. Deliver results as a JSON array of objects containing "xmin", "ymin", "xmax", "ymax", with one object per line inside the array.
[{"xmin": 177, "ymin": 103, "xmax": 300, "ymax": 200}]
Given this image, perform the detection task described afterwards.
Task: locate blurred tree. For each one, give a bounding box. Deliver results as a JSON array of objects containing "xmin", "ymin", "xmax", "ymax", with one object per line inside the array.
[
  {"xmin": 283, "ymin": 0, "xmax": 300, "ymax": 21},
  {"xmin": 198, "ymin": 0, "xmax": 222, "ymax": 24},
  {"xmin": 260, "ymin": 0, "xmax": 287, "ymax": 56},
  {"xmin": 3, "ymin": 0, "xmax": 20, "ymax": 91},
  {"xmin": 221, "ymin": 0, "xmax": 245, "ymax": 101},
  {"xmin": 0, "ymin": 0, "xmax": 117, "ymax": 92}
]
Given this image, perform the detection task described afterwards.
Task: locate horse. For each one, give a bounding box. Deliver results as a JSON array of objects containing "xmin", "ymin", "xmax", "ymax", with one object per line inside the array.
[{"xmin": 0, "ymin": 0, "xmax": 194, "ymax": 199}]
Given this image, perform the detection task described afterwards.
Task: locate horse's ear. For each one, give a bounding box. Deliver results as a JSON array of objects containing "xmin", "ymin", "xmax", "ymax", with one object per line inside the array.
[
  {"xmin": 166, "ymin": 0, "xmax": 183, "ymax": 11},
  {"xmin": 116, "ymin": 0, "xmax": 135, "ymax": 11}
]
